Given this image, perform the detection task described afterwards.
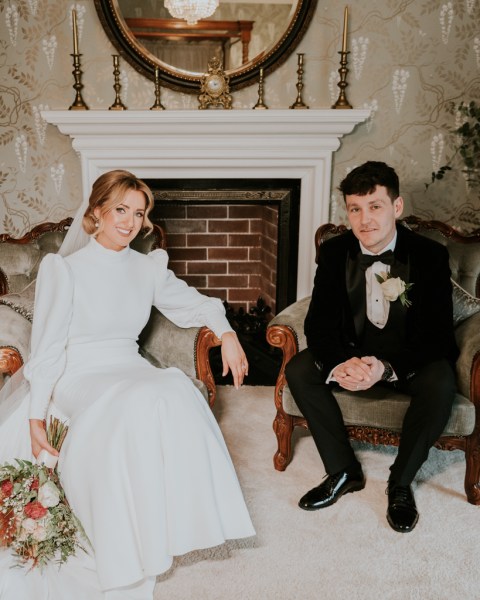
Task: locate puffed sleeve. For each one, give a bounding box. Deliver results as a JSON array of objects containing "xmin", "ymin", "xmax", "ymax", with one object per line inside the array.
[
  {"xmin": 24, "ymin": 254, "xmax": 74, "ymax": 420},
  {"xmin": 149, "ymin": 249, "xmax": 234, "ymax": 339}
]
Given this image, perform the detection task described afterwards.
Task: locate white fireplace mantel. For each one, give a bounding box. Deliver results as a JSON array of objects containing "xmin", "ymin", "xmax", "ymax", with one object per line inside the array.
[{"xmin": 43, "ymin": 109, "xmax": 369, "ymax": 299}]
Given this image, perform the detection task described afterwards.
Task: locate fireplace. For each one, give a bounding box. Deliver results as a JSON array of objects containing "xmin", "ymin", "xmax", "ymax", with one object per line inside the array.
[{"xmin": 149, "ymin": 177, "xmax": 301, "ymax": 385}]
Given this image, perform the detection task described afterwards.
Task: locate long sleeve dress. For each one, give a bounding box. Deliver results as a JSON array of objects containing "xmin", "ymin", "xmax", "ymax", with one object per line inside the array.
[{"xmin": 0, "ymin": 238, "xmax": 255, "ymax": 599}]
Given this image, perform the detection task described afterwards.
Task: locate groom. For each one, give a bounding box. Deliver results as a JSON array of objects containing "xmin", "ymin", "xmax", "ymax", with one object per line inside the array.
[{"xmin": 285, "ymin": 161, "xmax": 458, "ymax": 532}]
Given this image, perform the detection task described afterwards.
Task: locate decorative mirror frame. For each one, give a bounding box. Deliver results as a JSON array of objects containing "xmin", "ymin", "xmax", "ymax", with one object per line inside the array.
[{"xmin": 94, "ymin": 0, "xmax": 318, "ymax": 93}]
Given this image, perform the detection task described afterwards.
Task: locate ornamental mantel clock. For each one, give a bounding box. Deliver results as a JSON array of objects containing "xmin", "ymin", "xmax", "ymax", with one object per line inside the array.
[{"xmin": 198, "ymin": 57, "xmax": 233, "ymax": 110}]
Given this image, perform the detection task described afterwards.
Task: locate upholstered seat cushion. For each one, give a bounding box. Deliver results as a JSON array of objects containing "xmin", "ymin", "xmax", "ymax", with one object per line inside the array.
[
  {"xmin": 452, "ymin": 279, "xmax": 480, "ymax": 326},
  {"xmin": 282, "ymin": 385, "xmax": 474, "ymax": 437}
]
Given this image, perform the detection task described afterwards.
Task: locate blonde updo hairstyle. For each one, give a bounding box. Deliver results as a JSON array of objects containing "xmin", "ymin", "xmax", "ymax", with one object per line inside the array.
[{"xmin": 83, "ymin": 170, "xmax": 154, "ymax": 237}]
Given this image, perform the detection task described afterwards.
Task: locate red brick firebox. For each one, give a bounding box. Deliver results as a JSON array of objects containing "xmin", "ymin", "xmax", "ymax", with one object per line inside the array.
[
  {"xmin": 157, "ymin": 202, "xmax": 278, "ymax": 313},
  {"xmin": 149, "ymin": 181, "xmax": 300, "ymax": 320}
]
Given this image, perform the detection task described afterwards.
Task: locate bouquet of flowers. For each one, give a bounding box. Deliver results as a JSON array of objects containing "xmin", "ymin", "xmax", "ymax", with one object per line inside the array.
[{"xmin": 0, "ymin": 417, "xmax": 89, "ymax": 569}]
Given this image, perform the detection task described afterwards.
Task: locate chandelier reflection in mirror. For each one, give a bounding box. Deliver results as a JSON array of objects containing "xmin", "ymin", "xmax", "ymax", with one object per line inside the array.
[
  {"xmin": 164, "ymin": 0, "xmax": 219, "ymax": 25},
  {"xmin": 94, "ymin": 0, "xmax": 317, "ymax": 92}
]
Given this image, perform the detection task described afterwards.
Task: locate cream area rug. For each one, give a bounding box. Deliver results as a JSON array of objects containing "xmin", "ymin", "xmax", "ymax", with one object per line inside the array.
[{"xmin": 154, "ymin": 386, "xmax": 479, "ymax": 600}]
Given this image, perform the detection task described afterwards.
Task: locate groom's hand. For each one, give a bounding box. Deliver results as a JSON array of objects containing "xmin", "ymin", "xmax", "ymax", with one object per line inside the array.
[
  {"xmin": 333, "ymin": 356, "xmax": 384, "ymax": 391},
  {"xmin": 360, "ymin": 356, "xmax": 385, "ymax": 385}
]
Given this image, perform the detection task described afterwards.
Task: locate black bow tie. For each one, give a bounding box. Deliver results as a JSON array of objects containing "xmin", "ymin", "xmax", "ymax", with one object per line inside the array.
[{"xmin": 359, "ymin": 250, "xmax": 395, "ymax": 270}]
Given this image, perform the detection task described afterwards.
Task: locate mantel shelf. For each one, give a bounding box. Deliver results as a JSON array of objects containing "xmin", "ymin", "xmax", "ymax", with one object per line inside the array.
[{"xmin": 43, "ymin": 109, "xmax": 370, "ymax": 137}]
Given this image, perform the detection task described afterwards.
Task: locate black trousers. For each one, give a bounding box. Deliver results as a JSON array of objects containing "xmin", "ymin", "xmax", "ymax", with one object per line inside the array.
[{"xmin": 285, "ymin": 349, "xmax": 456, "ymax": 485}]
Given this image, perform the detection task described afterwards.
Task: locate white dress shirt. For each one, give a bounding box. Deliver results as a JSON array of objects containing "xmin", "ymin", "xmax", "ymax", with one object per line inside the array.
[{"xmin": 360, "ymin": 233, "xmax": 397, "ymax": 329}]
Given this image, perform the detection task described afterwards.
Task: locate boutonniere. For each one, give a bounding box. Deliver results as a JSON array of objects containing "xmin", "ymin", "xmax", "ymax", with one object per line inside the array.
[{"xmin": 375, "ymin": 271, "xmax": 413, "ymax": 307}]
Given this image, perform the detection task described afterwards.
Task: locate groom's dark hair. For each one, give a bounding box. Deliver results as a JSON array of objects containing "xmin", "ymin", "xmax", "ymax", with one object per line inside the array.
[{"xmin": 339, "ymin": 161, "xmax": 400, "ymax": 202}]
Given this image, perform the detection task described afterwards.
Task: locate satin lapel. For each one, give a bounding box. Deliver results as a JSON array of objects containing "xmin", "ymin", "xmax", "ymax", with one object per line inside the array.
[
  {"xmin": 391, "ymin": 226, "xmax": 410, "ymax": 286},
  {"xmin": 346, "ymin": 246, "xmax": 365, "ymax": 339},
  {"xmin": 390, "ymin": 255, "xmax": 410, "ymax": 285},
  {"xmin": 390, "ymin": 225, "xmax": 411, "ymax": 320}
]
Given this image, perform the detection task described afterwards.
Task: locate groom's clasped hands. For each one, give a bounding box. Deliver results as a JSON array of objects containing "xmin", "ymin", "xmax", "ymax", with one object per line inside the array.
[{"xmin": 333, "ymin": 356, "xmax": 386, "ymax": 392}]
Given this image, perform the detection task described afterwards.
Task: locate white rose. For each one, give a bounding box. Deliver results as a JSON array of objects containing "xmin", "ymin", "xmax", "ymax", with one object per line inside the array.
[
  {"xmin": 32, "ymin": 524, "xmax": 47, "ymax": 542},
  {"xmin": 21, "ymin": 517, "xmax": 37, "ymax": 534},
  {"xmin": 37, "ymin": 481, "xmax": 60, "ymax": 508},
  {"xmin": 380, "ymin": 277, "xmax": 405, "ymax": 302}
]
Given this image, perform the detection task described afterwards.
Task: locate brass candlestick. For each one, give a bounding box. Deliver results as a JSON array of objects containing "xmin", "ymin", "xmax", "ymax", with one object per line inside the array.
[
  {"xmin": 332, "ymin": 7, "xmax": 352, "ymax": 109},
  {"xmin": 68, "ymin": 9, "xmax": 88, "ymax": 110},
  {"xmin": 69, "ymin": 53, "xmax": 89, "ymax": 110},
  {"xmin": 253, "ymin": 68, "xmax": 268, "ymax": 109},
  {"xmin": 109, "ymin": 55, "xmax": 127, "ymax": 111},
  {"xmin": 331, "ymin": 51, "xmax": 353, "ymax": 109},
  {"xmin": 290, "ymin": 53, "xmax": 309, "ymax": 109},
  {"xmin": 150, "ymin": 68, "xmax": 165, "ymax": 110}
]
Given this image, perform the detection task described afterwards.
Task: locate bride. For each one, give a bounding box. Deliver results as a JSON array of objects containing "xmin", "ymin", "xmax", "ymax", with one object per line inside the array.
[{"xmin": 0, "ymin": 170, "xmax": 255, "ymax": 599}]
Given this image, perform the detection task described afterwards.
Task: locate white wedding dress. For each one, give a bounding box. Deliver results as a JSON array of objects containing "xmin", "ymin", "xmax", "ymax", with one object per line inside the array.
[{"xmin": 0, "ymin": 238, "xmax": 255, "ymax": 599}]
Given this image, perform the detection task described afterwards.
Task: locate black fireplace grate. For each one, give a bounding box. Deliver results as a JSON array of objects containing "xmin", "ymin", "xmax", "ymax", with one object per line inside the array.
[{"xmin": 209, "ymin": 298, "xmax": 282, "ymax": 386}]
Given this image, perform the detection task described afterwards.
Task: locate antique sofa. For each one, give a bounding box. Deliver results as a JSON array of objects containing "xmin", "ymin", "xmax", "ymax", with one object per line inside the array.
[
  {"xmin": 0, "ymin": 219, "xmax": 221, "ymax": 405},
  {"xmin": 267, "ymin": 216, "xmax": 480, "ymax": 505}
]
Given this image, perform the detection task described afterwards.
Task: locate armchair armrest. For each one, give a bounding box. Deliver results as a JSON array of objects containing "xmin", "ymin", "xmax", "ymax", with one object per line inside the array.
[
  {"xmin": 455, "ymin": 311, "xmax": 480, "ymax": 404},
  {"xmin": 0, "ymin": 283, "xmax": 35, "ymax": 381},
  {"xmin": 267, "ymin": 296, "xmax": 310, "ymax": 355},
  {"xmin": 138, "ymin": 308, "xmax": 221, "ymax": 407},
  {"xmin": 266, "ymin": 296, "xmax": 310, "ymax": 417},
  {"xmin": 0, "ymin": 305, "xmax": 32, "ymax": 390}
]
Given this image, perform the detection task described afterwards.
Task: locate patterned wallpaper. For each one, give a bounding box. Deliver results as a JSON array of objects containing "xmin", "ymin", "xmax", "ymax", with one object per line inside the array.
[{"xmin": 1, "ymin": 0, "xmax": 479, "ymax": 237}]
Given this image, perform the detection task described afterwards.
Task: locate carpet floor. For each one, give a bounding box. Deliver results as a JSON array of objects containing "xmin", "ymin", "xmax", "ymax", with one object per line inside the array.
[{"xmin": 154, "ymin": 385, "xmax": 480, "ymax": 600}]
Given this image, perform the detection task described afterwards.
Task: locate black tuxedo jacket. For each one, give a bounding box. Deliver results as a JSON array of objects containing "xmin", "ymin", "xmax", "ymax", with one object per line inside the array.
[{"xmin": 304, "ymin": 223, "xmax": 459, "ymax": 379}]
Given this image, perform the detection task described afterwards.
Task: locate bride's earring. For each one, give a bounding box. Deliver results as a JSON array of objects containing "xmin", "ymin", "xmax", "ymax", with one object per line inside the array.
[{"xmin": 94, "ymin": 219, "xmax": 99, "ymax": 229}]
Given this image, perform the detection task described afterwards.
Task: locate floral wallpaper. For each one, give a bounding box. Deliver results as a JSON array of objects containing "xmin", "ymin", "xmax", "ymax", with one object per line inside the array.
[{"xmin": 1, "ymin": 0, "xmax": 479, "ymax": 237}]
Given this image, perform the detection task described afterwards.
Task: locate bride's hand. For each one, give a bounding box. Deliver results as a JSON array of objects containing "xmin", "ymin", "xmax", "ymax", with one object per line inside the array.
[
  {"xmin": 29, "ymin": 419, "xmax": 59, "ymax": 459},
  {"xmin": 221, "ymin": 332, "xmax": 248, "ymax": 389}
]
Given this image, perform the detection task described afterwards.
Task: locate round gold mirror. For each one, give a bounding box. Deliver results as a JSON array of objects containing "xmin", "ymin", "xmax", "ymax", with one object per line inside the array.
[{"xmin": 94, "ymin": 0, "xmax": 317, "ymax": 93}]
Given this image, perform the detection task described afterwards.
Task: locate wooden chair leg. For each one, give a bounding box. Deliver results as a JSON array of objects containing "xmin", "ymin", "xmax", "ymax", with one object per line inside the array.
[
  {"xmin": 464, "ymin": 427, "xmax": 480, "ymax": 505},
  {"xmin": 273, "ymin": 409, "xmax": 295, "ymax": 471}
]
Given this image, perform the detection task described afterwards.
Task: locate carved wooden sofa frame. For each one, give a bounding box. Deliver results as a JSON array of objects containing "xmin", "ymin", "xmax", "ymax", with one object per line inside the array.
[
  {"xmin": 267, "ymin": 216, "xmax": 480, "ymax": 505},
  {"xmin": 0, "ymin": 219, "xmax": 221, "ymax": 406}
]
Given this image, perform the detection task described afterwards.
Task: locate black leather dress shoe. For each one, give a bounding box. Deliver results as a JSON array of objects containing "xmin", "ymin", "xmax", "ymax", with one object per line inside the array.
[
  {"xmin": 386, "ymin": 483, "xmax": 419, "ymax": 533},
  {"xmin": 298, "ymin": 469, "xmax": 365, "ymax": 511}
]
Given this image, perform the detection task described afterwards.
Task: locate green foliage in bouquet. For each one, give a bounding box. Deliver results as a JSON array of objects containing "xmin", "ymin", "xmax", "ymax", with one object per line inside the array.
[{"xmin": 0, "ymin": 418, "xmax": 90, "ymax": 569}]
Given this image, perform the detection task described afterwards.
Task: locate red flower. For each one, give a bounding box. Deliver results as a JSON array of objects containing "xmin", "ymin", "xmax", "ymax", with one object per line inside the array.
[
  {"xmin": 24, "ymin": 501, "xmax": 48, "ymax": 520},
  {"xmin": 0, "ymin": 480, "xmax": 13, "ymax": 498},
  {"xmin": 30, "ymin": 479, "xmax": 39, "ymax": 491}
]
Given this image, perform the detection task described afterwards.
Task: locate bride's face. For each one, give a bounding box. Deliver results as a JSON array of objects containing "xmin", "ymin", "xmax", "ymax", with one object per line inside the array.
[{"xmin": 95, "ymin": 190, "xmax": 146, "ymax": 252}]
